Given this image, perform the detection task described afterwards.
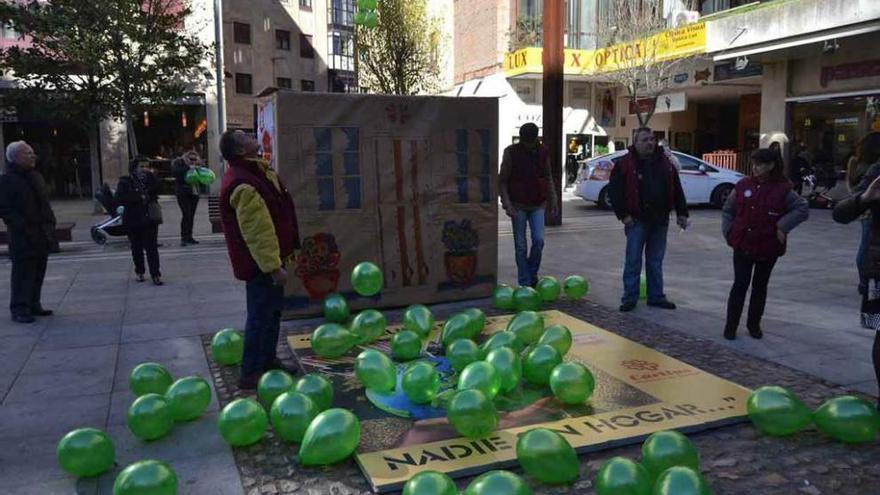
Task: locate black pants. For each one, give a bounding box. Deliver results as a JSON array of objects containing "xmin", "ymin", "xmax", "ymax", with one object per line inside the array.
[
  {"xmin": 725, "ymin": 250, "xmax": 777, "ymax": 331},
  {"xmin": 128, "ymin": 224, "xmax": 161, "ymax": 277},
  {"xmin": 10, "ymin": 253, "xmax": 48, "ymax": 316},
  {"xmin": 242, "ymin": 273, "xmax": 284, "ymax": 377},
  {"xmin": 176, "ymin": 194, "xmax": 199, "ymax": 241}
]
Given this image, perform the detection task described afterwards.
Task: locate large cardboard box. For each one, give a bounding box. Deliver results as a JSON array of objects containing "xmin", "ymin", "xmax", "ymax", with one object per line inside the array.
[{"xmin": 257, "ymin": 92, "xmax": 499, "ymax": 317}]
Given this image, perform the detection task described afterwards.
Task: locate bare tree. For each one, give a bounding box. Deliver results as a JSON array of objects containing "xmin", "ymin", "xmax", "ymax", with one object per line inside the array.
[{"xmin": 595, "ymin": 0, "xmax": 701, "ymax": 127}]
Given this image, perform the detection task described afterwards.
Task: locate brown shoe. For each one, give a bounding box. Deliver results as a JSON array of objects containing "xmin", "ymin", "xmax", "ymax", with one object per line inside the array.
[{"xmin": 237, "ymin": 373, "xmax": 259, "ymax": 390}]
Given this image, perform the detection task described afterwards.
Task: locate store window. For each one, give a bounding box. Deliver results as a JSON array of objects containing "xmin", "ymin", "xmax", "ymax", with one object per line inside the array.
[
  {"xmin": 300, "ymin": 34, "xmax": 315, "ymax": 58},
  {"xmin": 235, "ymin": 73, "xmax": 253, "ymax": 94},
  {"xmin": 276, "ymin": 29, "xmax": 291, "ymax": 50},
  {"xmin": 301, "ymin": 80, "xmax": 315, "ymax": 92},
  {"xmin": 233, "ymin": 22, "xmax": 251, "ymax": 44},
  {"xmin": 277, "ymin": 77, "xmax": 292, "ymax": 89}
]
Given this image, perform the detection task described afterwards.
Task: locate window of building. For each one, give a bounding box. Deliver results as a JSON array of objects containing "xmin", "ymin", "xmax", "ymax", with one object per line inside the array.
[
  {"xmin": 328, "ymin": 31, "xmax": 354, "ymax": 72},
  {"xmin": 301, "ymin": 80, "xmax": 315, "ymax": 92},
  {"xmin": 455, "ymin": 129, "xmax": 493, "ymax": 204},
  {"xmin": 700, "ymin": 0, "xmax": 756, "ymax": 15},
  {"xmin": 300, "ymin": 0, "xmax": 312, "ymax": 8},
  {"xmin": 275, "ymin": 29, "xmax": 291, "ymax": 50},
  {"xmin": 235, "ymin": 73, "xmax": 253, "ymax": 94},
  {"xmin": 300, "ymin": 34, "xmax": 315, "ymax": 58},
  {"xmin": 277, "ymin": 77, "xmax": 292, "ymax": 89},
  {"xmin": 312, "ymin": 127, "xmax": 361, "ymax": 210},
  {"xmin": 329, "ymin": 0, "xmax": 355, "ymax": 27},
  {"xmin": 233, "ymin": 22, "xmax": 251, "ymax": 44}
]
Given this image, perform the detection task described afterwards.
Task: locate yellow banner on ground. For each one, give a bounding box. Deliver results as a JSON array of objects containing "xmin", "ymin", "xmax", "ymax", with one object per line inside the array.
[
  {"xmin": 287, "ymin": 309, "xmax": 750, "ymax": 493},
  {"xmin": 503, "ymin": 22, "xmax": 706, "ymax": 77}
]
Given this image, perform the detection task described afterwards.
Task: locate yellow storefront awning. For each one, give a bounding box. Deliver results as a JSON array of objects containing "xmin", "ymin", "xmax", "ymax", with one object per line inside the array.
[{"xmin": 504, "ymin": 22, "xmax": 707, "ymax": 77}]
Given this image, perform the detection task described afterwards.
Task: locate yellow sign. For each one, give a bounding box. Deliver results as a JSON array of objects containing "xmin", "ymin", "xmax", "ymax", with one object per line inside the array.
[
  {"xmin": 504, "ymin": 22, "xmax": 707, "ymax": 77},
  {"xmin": 287, "ymin": 309, "xmax": 750, "ymax": 493}
]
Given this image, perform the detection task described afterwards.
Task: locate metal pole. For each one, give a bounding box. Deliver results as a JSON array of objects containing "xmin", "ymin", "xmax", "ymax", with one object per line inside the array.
[
  {"xmin": 543, "ymin": 0, "xmax": 564, "ymax": 226},
  {"xmin": 213, "ymin": 0, "xmax": 226, "ymax": 136}
]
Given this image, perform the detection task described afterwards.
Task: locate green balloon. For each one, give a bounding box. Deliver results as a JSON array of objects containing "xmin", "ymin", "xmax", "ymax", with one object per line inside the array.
[
  {"xmin": 269, "ymin": 391, "xmax": 319, "ymax": 443},
  {"xmin": 447, "ymin": 389, "xmax": 497, "ymax": 439},
  {"xmin": 56, "ymin": 428, "xmax": 115, "ymax": 477},
  {"xmin": 652, "ymin": 466, "xmax": 711, "ymax": 495},
  {"xmin": 563, "ymin": 275, "xmax": 589, "ymax": 299},
  {"xmin": 538, "ymin": 324, "xmax": 572, "ymax": 356},
  {"xmin": 639, "ymin": 274, "xmax": 647, "ymax": 300},
  {"xmin": 311, "ymin": 323, "xmax": 358, "ymax": 359},
  {"xmin": 513, "ymin": 286, "xmax": 542, "ymax": 311},
  {"xmin": 536, "ymin": 276, "xmax": 561, "ymax": 302},
  {"xmin": 441, "ymin": 313, "xmax": 473, "ymax": 349},
  {"xmin": 165, "ymin": 376, "xmax": 211, "ymax": 422},
  {"xmin": 813, "ymin": 395, "xmax": 880, "ymax": 443},
  {"xmin": 404, "ymin": 304, "xmax": 435, "ymax": 338},
  {"xmin": 516, "ymin": 428, "xmax": 579, "ymax": 484},
  {"xmin": 197, "ymin": 167, "xmax": 216, "ymax": 186},
  {"xmin": 185, "ymin": 168, "xmax": 200, "ymax": 185},
  {"xmin": 595, "ymin": 457, "xmax": 652, "ymax": 495},
  {"xmin": 550, "ymin": 362, "xmax": 595, "ymax": 405},
  {"xmin": 462, "ymin": 308, "xmax": 486, "ymax": 338},
  {"xmin": 351, "ymin": 309, "xmax": 387, "ymax": 344},
  {"xmin": 481, "ymin": 330, "xmax": 524, "ymax": 354},
  {"xmin": 323, "ymin": 293, "xmax": 350, "ymax": 323},
  {"xmin": 465, "ymin": 470, "xmax": 533, "ymax": 495},
  {"xmin": 126, "ymin": 394, "xmax": 174, "ymax": 441},
  {"xmin": 355, "ymin": 349, "xmax": 396, "ymax": 392},
  {"xmin": 113, "ymin": 460, "xmax": 177, "ymax": 495},
  {"xmin": 299, "ymin": 408, "xmax": 361, "ymax": 465},
  {"xmin": 391, "ymin": 330, "xmax": 423, "ymax": 361},
  {"xmin": 492, "ymin": 284, "xmax": 516, "ymax": 310},
  {"xmin": 352, "ymin": 261, "xmax": 383, "ymax": 297},
  {"xmin": 403, "ymin": 361, "xmax": 440, "ymax": 404},
  {"xmin": 458, "ymin": 361, "xmax": 501, "ymax": 400},
  {"xmin": 403, "ymin": 470, "xmax": 459, "ymax": 495},
  {"xmin": 257, "ymin": 370, "xmax": 295, "ymax": 408},
  {"xmin": 641, "ymin": 431, "xmax": 699, "ymax": 481},
  {"xmin": 364, "ymin": 11, "xmax": 378, "ymax": 28},
  {"xmin": 447, "ymin": 338, "xmax": 482, "ymax": 373},
  {"xmin": 129, "ymin": 362, "xmax": 173, "ymax": 397},
  {"xmin": 523, "ymin": 344, "xmax": 562, "ymax": 386},
  {"xmin": 746, "ymin": 386, "xmax": 812, "ymax": 436},
  {"xmin": 354, "ymin": 10, "xmax": 367, "ymax": 25},
  {"xmin": 218, "ymin": 398, "xmax": 267, "ymax": 447},
  {"xmin": 293, "ymin": 373, "xmax": 334, "ymax": 411},
  {"xmin": 211, "ymin": 328, "xmax": 244, "ymax": 366},
  {"xmin": 485, "ymin": 347, "xmax": 522, "ymax": 393},
  {"xmin": 507, "ymin": 311, "xmax": 545, "ymax": 346},
  {"xmin": 363, "ymin": 0, "xmax": 378, "ymax": 9}
]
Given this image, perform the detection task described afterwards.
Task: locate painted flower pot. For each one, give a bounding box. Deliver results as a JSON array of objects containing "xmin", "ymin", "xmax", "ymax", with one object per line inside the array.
[
  {"xmin": 302, "ymin": 270, "xmax": 341, "ymax": 300},
  {"xmin": 445, "ymin": 253, "xmax": 476, "ymax": 285}
]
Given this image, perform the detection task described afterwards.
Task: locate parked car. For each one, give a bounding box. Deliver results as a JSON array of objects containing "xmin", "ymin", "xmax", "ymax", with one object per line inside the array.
[{"xmin": 575, "ymin": 150, "xmax": 745, "ymax": 209}]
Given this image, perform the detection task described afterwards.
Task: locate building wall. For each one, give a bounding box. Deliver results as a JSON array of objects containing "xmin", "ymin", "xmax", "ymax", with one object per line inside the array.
[
  {"xmin": 788, "ymin": 39, "xmax": 880, "ymax": 98},
  {"xmin": 427, "ymin": 0, "xmax": 455, "ymax": 92},
  {"xmin": 223, "ymin": 0, "xmax": 330, "ymax": 129},
  {"xmin": 453, "ymin": 0, "xmax": 509, "ymax": 84}
]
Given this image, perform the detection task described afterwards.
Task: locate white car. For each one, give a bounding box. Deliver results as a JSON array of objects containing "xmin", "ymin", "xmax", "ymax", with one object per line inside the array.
[{"xmin": 575, "ymin": 150, "xmax": 745, "ymax": 209}]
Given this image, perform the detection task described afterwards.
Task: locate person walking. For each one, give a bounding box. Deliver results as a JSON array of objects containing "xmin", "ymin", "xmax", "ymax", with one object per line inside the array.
[
  {"xmin": 172, "ymin": 150, "xmax": 202, "ymax": 246},
  {"xmin": 847, "ymin": 136, "xmax": 872, "ymax": 294},
  {"xmin": 116, "ymin": 156, "xmax": 163, "ymax": 285},
  {"xmin": 722, "ymin": 148, "xmax": 809, "ymax": 340},
  {"xmin": 608, "ymin": 127, "xmax": 688, "ymax": 312},
  {"xmin": 499, "ymin": 123, "xmax": 558, "ymax": 287},
  {"xmin": 833, "ymin": 132, "xmax": 880, "ymax": 409},
  {"xmin": 0, "ymin": 141, "xmax": 57, "ymax": 323},
  {"xmin": 218, "ymin": 130, "xmax": 300, "ymax": 389}
]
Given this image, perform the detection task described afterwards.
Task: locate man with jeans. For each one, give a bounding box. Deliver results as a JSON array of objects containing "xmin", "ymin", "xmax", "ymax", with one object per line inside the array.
[
  {"xmin": 499, "ymin": 123, "xmax": 558, "ymax": 287},
  {"xmin": 608, "ymin": 128, "xmax": 688, "ymax": 312},
  {"xmin": 218, "ymin": 130, "xmax": 300, "ymax": 389}
]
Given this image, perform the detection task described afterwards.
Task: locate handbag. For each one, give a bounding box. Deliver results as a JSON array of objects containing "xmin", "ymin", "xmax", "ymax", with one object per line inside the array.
[{"xmin": 147, "ymin": 200, "xmax": 163, "ymax": 224}]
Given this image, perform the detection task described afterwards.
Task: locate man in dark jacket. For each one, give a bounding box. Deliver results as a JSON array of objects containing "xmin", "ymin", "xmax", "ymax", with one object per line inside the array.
[
  {"xmin": 219, "ymin": 130, "xmax": 300, "ymax": 389},
  {"xmin": 608, "ymin": 128, "xmax": 688, "ymax": 312},
  {"xmin": 172, "ymin": 150, "xmax": 201, "ymax": 246},
  {"xmin": 0, "ymin": 141, "xmax": 57, "ymax": 323}
]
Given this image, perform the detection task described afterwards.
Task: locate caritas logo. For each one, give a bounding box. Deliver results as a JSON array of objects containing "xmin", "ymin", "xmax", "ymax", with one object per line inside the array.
[{"xmin": 622, "ymin": 359, "xmax": 696, "ymax": 383}]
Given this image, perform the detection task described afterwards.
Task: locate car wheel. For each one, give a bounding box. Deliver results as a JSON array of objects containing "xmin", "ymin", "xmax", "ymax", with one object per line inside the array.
[
  {"xmin": 598, "ymin": 187, "xmax": 613, "ymax": 210},
  {"xmin": 711, "ymin": 184, "xmax": 734, "ymax": 209}
]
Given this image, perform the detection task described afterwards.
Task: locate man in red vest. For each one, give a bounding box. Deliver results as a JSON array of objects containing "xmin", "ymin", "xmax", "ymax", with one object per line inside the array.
[
  {"xmin": 608, "ymin": 127, "xmax": 688, "ymax": 312},
  {"xmin": 499, "ymin": 123, "xmax": 558, "ymax": 287},
  {"xmin": 218, "ymin": 130, "xmax": 301, "ymax": 389}
]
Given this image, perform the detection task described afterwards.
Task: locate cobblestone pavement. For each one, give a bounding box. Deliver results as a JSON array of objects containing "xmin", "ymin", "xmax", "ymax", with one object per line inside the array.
[{"xmin": 206, "ymin": 299, "xmax": 880, "ymax": 495}]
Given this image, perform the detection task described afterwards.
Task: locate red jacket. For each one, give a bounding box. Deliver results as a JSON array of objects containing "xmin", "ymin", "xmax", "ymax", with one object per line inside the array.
[
  {"xmin": 506, "ymin": 143, "xmax": 549, "ymax": 207},
  {"xmin": 617, "ymin": 148, "xmax": 681, "ymax": 217},
  {"xmin": 219, "ymin": 157, "xmax": 300, "ymax": 281},
  {"xmin": 727, "ymin": 177, "xmax": 790, "ymax": 258}
]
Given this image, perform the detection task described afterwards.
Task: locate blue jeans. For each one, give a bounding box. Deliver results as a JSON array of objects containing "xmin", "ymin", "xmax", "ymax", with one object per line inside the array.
[
  {"xmin": 242, "ymin": 273, "xmax": 284, "ymax": 376},
  {"xmin": 512, "ymin": 208, "xmax": 545, "ymax": 286},
  {"xmin": 857, "ymin": 217, "xmax": 871, "ymax": 292},
  {"xmin": 622, "ymin": 221, "xmax": 668, "ymax": 304}
]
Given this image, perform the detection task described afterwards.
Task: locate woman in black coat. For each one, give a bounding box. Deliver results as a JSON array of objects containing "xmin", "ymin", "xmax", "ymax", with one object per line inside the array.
[
  {"xmin": 832, "ymin": 132, "xmax": 880, "ymax": 409},
  {"xmin": 116, "ymin": 156, "xmax": 163, "ymax": 285}
]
